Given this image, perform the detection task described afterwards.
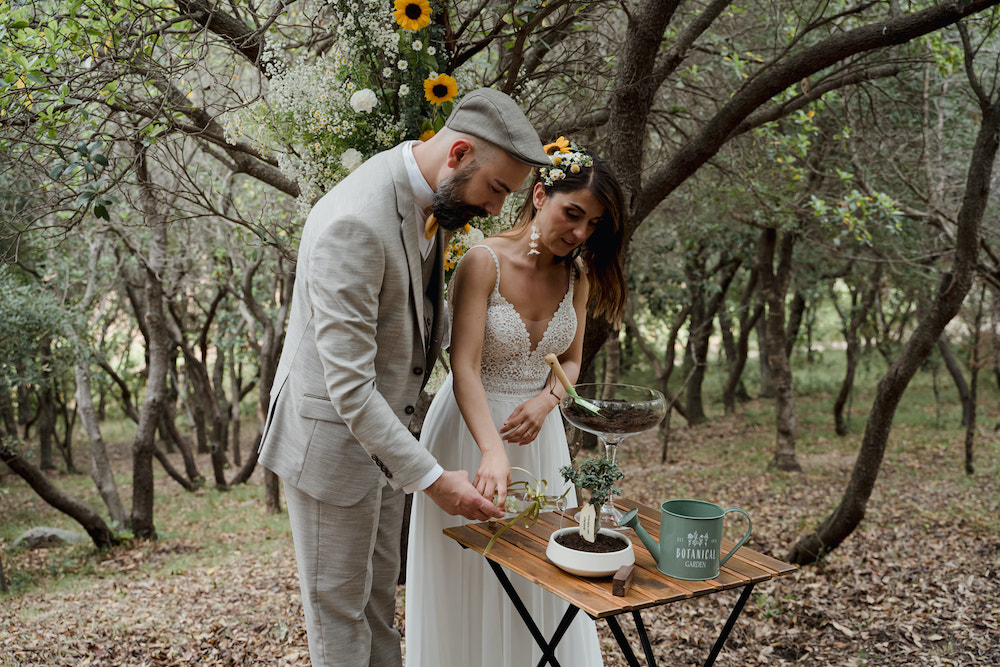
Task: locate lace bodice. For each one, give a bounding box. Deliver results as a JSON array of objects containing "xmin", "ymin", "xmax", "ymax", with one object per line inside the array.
[{"xmin": 454, "ymin": 245, "xmax": 578, "ymax": 398}]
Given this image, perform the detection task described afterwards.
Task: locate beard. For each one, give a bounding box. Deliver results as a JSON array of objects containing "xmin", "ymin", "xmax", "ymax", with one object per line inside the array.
[{"xmin": 432, "ymin": 161, "xmax": 488, "ymax": 231}]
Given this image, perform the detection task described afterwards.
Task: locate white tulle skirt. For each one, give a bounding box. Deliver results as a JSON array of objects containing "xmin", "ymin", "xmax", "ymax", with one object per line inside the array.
[{"xmin": 405, "ymin": 373, "xmax": 603, "ymax": 666}]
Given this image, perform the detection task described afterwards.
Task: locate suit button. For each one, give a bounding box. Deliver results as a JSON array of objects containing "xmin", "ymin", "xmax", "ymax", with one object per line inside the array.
[
  {"xmin": 413, "ymin": 367, "xmax": 423, "ymax": 375},
  {"xmin": 404, "ymin": 405, "xmax": 415, "ymax": 415}
]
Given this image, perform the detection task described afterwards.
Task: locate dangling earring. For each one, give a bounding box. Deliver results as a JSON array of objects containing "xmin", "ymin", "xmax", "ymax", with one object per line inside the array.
[{"xmin": 527, "ymin": 224, "xmax": 541, "ymax": 256}]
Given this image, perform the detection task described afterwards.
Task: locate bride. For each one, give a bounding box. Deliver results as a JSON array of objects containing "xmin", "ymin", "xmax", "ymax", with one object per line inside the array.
[{"xmin": 405, "ymin": 140, "xmax": 628, "ymax": 666}]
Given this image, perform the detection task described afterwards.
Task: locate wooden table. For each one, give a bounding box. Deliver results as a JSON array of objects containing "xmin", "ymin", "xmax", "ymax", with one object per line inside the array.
[{"xmin": 444, "ymin": 498, "xmax": 797, "ymax": 667}]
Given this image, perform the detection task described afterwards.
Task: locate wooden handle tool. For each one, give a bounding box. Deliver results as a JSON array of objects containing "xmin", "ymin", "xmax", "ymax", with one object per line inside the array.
[{"xmin": 544, "ymin": 354, "xmax": 601, "ymax": 415}]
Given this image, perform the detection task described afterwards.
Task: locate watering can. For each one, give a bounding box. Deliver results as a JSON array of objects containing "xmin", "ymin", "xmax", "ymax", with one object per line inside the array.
[{"xmin": 618, "ymin": 499, "xmax": 752, "ymax": 581}]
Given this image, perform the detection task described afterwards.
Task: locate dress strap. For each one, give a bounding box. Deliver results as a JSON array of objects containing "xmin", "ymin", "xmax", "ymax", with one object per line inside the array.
[{"xmin": 467, "ymin": 244, "xmax": 502, "ymax": 293}]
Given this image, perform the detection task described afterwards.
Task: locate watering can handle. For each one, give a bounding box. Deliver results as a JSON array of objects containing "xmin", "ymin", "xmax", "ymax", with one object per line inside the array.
[{"xmin": 718, "ymin": 508, "xmax": 753, "ymax": 568}]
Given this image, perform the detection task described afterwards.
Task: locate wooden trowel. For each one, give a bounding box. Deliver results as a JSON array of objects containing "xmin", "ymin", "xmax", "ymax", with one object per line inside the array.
[{"xmin": 544, "ymin": 353, "xmax": 602, "ymax": 416}]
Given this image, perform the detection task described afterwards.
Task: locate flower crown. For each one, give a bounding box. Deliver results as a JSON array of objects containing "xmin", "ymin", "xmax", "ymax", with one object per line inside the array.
[{"xmin": 539, "ymin": 136, "xmax": 594, "ymax": 187}]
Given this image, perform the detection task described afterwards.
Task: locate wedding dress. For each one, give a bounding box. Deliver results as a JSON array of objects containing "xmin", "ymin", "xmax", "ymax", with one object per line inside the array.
[{"xmin": 405, "ymin": 245, "xmax": 603, "ymax": 667}]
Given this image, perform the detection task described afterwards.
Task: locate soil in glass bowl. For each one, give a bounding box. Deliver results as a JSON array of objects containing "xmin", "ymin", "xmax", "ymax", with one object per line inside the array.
[
  {"xmin": 563, "ymin": 399, "xmax": 664, "ymax": 435},
  {"xmin": 554, "ymin": 531, "xmax": 629, "ymax": 553}
]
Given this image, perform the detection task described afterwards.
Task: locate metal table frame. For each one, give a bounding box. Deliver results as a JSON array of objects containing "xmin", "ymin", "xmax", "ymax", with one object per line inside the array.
[{"xmin": 487, "ymin": 558, "xmax": 756, "ymax": 667}]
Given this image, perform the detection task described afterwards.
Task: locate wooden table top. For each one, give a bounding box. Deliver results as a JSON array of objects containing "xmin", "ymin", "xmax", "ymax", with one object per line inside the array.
[{"xmin": 444, "ymin": 497, "xmax": 797, "ymax": 619}]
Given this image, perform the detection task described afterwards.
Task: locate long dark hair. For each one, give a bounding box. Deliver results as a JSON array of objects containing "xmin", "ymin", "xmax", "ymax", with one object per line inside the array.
[{"xmin": 509, "ymin": 154, "xmax": 627, "ymax": 325}]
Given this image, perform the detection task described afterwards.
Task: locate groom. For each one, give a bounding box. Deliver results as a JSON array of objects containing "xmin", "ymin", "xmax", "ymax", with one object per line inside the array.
[{"xmin": 258, "ymin": 88, "xmax": 552, "ymax": 667}]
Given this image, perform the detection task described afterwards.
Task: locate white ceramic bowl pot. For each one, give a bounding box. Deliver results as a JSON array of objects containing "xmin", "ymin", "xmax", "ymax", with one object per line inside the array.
[{"xmin": 546, "ymin": 527, "xmax": 635, "ymax": 577}]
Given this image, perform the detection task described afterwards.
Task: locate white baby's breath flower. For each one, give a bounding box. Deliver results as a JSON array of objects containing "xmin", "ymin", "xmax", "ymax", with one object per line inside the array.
[
  {"xmin": 350, "ymin": 88, "xmax": 378, "ymax": 113},
  {"xmin": 429, "ymin": 71, "xmax": 438, "ymax": 80},
  {"xmin": 341, "ymin": 148, "xmax": 364, "ymax": 172},
  {"xmin": 426, "ymin": 46, "xmax": 436, "ymax": 56},
  {"xmin": 397, "ymin": 59, "xmax": 408, "ymax": 71},
  {"xmin": 383, "ymin": 67, "xmax": 394, "ymax": 78},
  {"xmin": 399, "ymin": 84, "xmax": 410, "ymax": 96},
  {"xmin": 412, "ymin": 40, "xmax": 423, "ymax": 51}
]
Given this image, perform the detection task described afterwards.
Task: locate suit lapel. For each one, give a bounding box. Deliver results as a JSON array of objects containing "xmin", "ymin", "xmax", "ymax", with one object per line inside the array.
[{"xmin": 390, "ymin": 148, "xmax": 430, "ymax": 347}]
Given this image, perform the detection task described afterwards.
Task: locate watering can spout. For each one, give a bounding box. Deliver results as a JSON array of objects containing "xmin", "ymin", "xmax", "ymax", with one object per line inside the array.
[{"xmin": 618, "ymin": 508, "xmax": 660, "ymax": 562}]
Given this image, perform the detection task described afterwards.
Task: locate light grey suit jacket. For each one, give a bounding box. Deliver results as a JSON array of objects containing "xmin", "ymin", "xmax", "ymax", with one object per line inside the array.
[{"xmin": 259, "ymin": 143, "xmax": 446, "ymax": 506}]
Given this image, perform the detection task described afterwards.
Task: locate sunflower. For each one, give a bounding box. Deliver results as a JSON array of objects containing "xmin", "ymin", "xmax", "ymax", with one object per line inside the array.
[
  {"xmin": 419, "ymin": 128, "xmax": 436, "ymax": 141},
  {"xmin": 424, "ymin": 73, "xmax": 458, "ymax": 105},
  {"xmin": 543, "ymin": 136, "xmax": 571, "ymax": 155},
  {"xmin": 393, "ymin": 0, "xmax": 431, "ymax": 31}
]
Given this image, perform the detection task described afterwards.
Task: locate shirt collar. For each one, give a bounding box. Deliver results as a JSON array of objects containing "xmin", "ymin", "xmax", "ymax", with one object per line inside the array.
[
  {"xmin": 402, "ymin": 141, "xmax": 435, "ymax": 258},
  {"xmin": 403, "ymin": 141, "xmax": 434, "ymax": 215}
]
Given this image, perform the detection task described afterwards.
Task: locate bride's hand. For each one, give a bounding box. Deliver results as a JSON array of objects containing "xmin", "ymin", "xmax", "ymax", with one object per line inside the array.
[
  {"xmin": 473, "ymin": 447, "xmax": 511, "ymax": 508},
  {"xmin": 500, "ymin": 396, "xmax": 551, "ymax": 445}
]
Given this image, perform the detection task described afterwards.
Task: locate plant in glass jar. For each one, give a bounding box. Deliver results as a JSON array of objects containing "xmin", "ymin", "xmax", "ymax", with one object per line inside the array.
[{"xmin": 483, "ymin": 467, "xmax": 571, "ymax": 555}]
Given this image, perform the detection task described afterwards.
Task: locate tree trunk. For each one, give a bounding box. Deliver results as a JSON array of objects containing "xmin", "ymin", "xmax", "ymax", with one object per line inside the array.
[
  {"xmin": 153, "ymin": 444, "xmax": 196, "ymax": 491},
  {"xmin": 265, "ymin": 468, "xmax": 282, "ymax": 513},
  {"xmin": 130, "ymin": 148, "xmax": 171, "ymax": 541},
  {"xmin": 0, "ymin": 440, "xmax": 117, "ymax": 549},
  {"xmin": 787, "ymin": 83, "xmax": 999, "ymax": 565},
  {"xmin": 159, "ymin": 409, "xmax": 203, "ymax": 485},
  {"xmin": 683, "ymin": 251, "xmax": 710, "ymax": 425},
  {"xmin": 602, "ymin": 331, "xmax": 621, "ymax": 391},
  {"xmin": 938, "ymin": 335, "xmax": 972, "ymax": 428},
  {"xmin": 833, "ymin": 265, "xmax": 882, "ymax": 436},
  {"xmin": 722, "ymin": 303, "xmax": 763, "ymax": 415},
  {"xmin": 230, "ymin": 431, "xmax": 262, "ymax": 486},
  {"xmin": 233, "ymin": 251, "xmax": 291, "ymax": 503},
  {"xmin": 38, "ymin": 340, "xmax": 56, "ymax": 471},
  {"xmin": 75, "ymin": 360, "xmax": 129, "ymax": 529},
  {"xmin": 230, "ymin": 361, "xmax": 243, "ymax": 467},
  {"xmin": 758, "ymin": 228, "xmax": 802, "ymax": 472},
  {"xmin": 964, "ymin": 284, "xmax": 985, "ymax": 475},
  {"xmin": 54, "ymin": 384, "xmax": 78, "ymax": 474},
  {"xmin": 718, "ymin": 286, "xmax": 755, "ymax": 408},
  {"xmin": 0, "ymin": 550, "xmax": 7, "ymax": 594},
  {"xmin": 756, "ymin": 315, "xmax": 775, "ymax": 399},
  {"xmin": 784, "ymin": 291, "xmax": 806, "ymax": 360}
]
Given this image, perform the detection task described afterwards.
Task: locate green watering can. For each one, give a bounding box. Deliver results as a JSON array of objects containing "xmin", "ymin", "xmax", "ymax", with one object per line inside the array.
[{"xmin": 618, "ymin": 499, "xmax": 752, "ymax": 581}]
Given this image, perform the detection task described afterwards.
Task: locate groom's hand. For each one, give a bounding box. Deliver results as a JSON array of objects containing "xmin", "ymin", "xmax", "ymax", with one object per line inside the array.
[{"xmin": 425, "ymin": 470, "xmax": 504, "ymax": 521}]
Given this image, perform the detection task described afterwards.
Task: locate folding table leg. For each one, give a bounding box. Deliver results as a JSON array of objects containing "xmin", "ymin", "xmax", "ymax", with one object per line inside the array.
[
  {"xmin": 703, "ymin": 582, "xmax": 756, "ymax": 667},
  {"xmin": 604, "ymin": 615, "xmax": 643, "ymax": 667},
  {"xmin": 486, "ymin": 559, "xmax": 579, "ymax": 667},
  {"xmin": 633, "ymin": 610, "xmax": 658, "ymax": 666}
]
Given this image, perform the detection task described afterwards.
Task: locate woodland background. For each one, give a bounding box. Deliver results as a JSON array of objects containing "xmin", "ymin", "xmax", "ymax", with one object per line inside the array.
[{"xmin": 2, "ymin": 0, "xmax": 1000, "ymax": 664}]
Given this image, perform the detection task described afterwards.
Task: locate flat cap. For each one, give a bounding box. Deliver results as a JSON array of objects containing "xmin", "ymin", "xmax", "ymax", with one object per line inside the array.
[{"xmin": 445, "ymin": 88, "xmax": 550, "ymax": 168}]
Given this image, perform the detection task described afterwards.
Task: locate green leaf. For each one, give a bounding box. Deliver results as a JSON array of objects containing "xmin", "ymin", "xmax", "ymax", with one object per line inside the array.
[
  {"xmin": 93, "ymin": 204, "xmax": 108, "ymax": 220},
  {"xmin": 92, "ymin": 153, "xmax": 108, "ymax": 167},
  {"xmin": 49, "ymin": 164, "xmax": 65, "ymax": 180}
]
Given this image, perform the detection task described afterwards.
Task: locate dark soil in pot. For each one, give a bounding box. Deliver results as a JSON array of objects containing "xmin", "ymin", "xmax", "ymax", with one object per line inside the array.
[{"xmin": 555, "ymin": 531, "xmax": 628, "ymax": 553}]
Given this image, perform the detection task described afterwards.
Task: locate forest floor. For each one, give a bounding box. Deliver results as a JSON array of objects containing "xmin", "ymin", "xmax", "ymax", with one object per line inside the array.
[{"xmin": 1, "ymin": 405, "xmax": 999, "ymax": 666}]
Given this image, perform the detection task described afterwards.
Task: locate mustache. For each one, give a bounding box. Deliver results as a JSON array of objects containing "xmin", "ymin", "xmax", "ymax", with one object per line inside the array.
[{"xmin": 432, "ymin": 201, "xmax": 488, "ymax": 230}]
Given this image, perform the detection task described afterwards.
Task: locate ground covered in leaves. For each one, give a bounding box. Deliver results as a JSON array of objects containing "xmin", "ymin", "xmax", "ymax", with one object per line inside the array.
[{"xmin": 2, "ymin": 410, "xmax": 998, "ymax": 666}]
